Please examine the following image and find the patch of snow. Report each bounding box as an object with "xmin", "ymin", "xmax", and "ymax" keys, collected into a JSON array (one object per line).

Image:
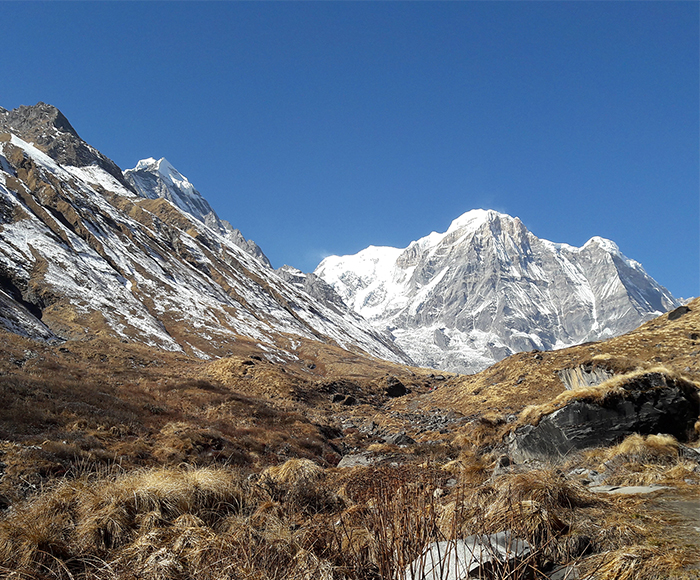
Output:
[{"xmin": 65, "ymin": 165, "xmax": 134, "ymax": 197}]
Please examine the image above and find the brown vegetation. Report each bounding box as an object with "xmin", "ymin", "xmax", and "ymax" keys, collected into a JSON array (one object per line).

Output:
[{"xmin": 0, "ymin": 300, "xmax": 698, "ymax": 578}]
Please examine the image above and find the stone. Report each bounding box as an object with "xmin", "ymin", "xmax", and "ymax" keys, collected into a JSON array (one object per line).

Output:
[
  {"xmin": 508, "ymin": 371, "xmax": 700, "ymax": 462},
  {"xmin": 336, "ymin": 453, "xmax": 374, "ymax": 468},
  {"xmin": 385, "ymin": 376, "xmax": 407, "ymax": 398},
  {"xmin": 668, "ymin": 305, "xmax": 691, "ymax": 321},
  {"xmin": 384, "ymin": 431, "xmax": 415, "ymax": 446},
  {"xmin": 590, "ymin": 484, "xmax": 669, "ymax": 495},
  {"xmin": 492, "ymin": 454, "xmax": 512, "ymax": 477},
  {"xmin": 680, "ymin": 445, "xmax": 700, "ymax": 463},
  {"xmin": 404, "ymin": 532, "xmax": 531, "ymax": 580},
  {"xmin": 549, "ymin": 564, "xmax": 582, "ymax": 580}
]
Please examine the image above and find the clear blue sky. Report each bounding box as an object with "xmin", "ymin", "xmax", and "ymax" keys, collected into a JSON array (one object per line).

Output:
[{"xmin": 3, "ymin": 2, "xmax": 698, "ymax": 299}]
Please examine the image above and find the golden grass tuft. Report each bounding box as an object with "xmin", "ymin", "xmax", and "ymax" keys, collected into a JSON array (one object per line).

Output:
[
  {"xmin": 438, "ymin": 448, "xmax": 492, "ymax": 486},
  {"xmin": 262, "ymin": 458, "xmax": 324, "ymax": 486},
  {"xmin": 485, "ymin": 498, "xmax": 569, "ymax": 546},
  {"xmin": 584, "ymin": 545, "xmax": 698, "ymax": 580},
  {"xmin": 493, "ymin": 468, "xmax": 600, "ymax": 511},
  {"xmin": 606, "ymin": 433, "xmax": 679, "ymax": 464},
  {"xmin": 586, "ymin": 433, "xmax": 700, "ymax": 487},
  {"xmin": 0, "ymin": 465, "xmax": 250, "ymax": 576}
]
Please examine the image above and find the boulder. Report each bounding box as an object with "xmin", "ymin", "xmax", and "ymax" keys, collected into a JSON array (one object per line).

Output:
[
  {"xmin": 336, "ymin": 453, "xmax": 374, "ymax": 468},
  {"xmin": 385, "ymin": 376, "xmax": 407, "ymax": 398},
  {"xmin": 509, "ymin": 372, "xmax": 700, "ymax": 462},
  {"xmin": 404, "ymin": 532, "xmax": 531, "ymax": 580},
  {"xmin": 668, "ymin": 305, "xmax": 691, "ymax": 321},
  {"xmin": 383, "ymin": 431, "xmax": 415, "ymax": 446}
]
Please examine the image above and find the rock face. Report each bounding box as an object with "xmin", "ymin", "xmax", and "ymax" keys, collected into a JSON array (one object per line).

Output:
[
  {"xmin": 276, "ymin": 265, "xmax": 350, "ymax": 313},
  {"xmin": 557, "ymin": 364, "xmax": 614, "ymax": 390},
  {"xmin": 0, "ymin": 102, "xmax": 412, "ymax": 364},
  {"xmin": 0, "ymin": 287, "xmax": 58, "ymax": 342},
  {"xmin": 0, "ymin": 102, "xmax": 132, "ymax": 192},
  {"xmin": 508, "ymin": 372, "xmax": 700, "ymax": 462},
  {"xmin": 315, "ymin": 210, "xmax": 679, "ymax": 373}
]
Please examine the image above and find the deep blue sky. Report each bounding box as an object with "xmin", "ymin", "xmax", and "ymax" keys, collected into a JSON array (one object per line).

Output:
[{"xmin": 3, "ymin": 2, "xmax": 698, "ymax": 299}]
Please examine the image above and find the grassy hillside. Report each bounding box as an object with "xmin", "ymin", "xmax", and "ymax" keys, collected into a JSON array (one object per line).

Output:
[{"xmin": 0, "ymin": 299, "xmax": 698, "ymax": 578}]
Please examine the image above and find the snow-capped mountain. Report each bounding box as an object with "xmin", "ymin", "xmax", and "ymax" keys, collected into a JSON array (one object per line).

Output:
[
  {"xmin": 124, "ymin": 157, "xmax": 271, "ymax": 266},
  {"xmin": 0, "ymin": 102, "xmax": 409, "ymax": 364},
  {"xmin": 315, "ymin": 209, "xmax": 679, "ymax": 373}
]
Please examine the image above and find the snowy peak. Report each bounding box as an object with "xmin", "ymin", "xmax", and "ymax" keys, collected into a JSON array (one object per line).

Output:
[
  {"xmin": 125, "ymin": 157, "xmax": 215, "ymax": 222},
  {"xmin": 316, "ymin": 210, "xmax": 679, "ymax": 373},
  {"xmin": 124, "ymin": 157, "xmax": 271, "ymax": 267},
  {"xmin": 446, "ymin": 208, "xmax": 500, "ymax": 234},
  {"xmin": 0, "ymin": 102, "xmax": 133, "ymax": 192},
  {"xmin": 0, "ymin": 102, "xmax": 411, "ymax": 365},
  {"xmin": 135, "ymin": 157, "xmax": 193, "ymax": 192}
]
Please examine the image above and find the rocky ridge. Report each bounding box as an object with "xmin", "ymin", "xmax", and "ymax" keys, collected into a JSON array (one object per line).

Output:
[
  {"xmin": 124, "ymin": 157, "xmax": 272, "ymax": 266},
  {"xmin": 0, "ymin": 102, "xmax": 410, "ymax": 364},
  {"xmin": 316, "ymin": 209, "xmax": 679, "ymax": 373}
]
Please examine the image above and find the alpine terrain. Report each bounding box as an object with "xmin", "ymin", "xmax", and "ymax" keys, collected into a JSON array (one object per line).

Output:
[
  {"xmin": 0, "ymin": 102, "xmax": 698, "ymax": 580},
  {"xmin": 315, "ymin": 209, "xmax": 679, "ymax": 373},
  {"xmin": 0, "ymin": 102, "xmax": 408, "ymax": 364}
]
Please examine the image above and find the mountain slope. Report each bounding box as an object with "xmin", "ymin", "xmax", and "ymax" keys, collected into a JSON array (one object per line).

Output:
[
  {"xmin": 124, "ymin": 157, "xmax": 271, "ymax": 266},
  {"xmin": 0, "ymin": 103, "xmax": 410, "ymax": 364},
  {"xmin": 315, "ymin": 209, "xmax": 678, "ymax": 373}
]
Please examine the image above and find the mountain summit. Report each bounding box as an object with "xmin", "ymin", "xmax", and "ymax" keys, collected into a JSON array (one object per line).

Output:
[
  {"xmin": 0, "ymin": 102, "xmax": 132, "ymax": 191},
  {"xmin": 315, "ymin": 209, "xmax": 679, "ymax": 373},
  {"xmin": 0, "ymin": 102, "xmax": 409, "ymax": 364},
  {"xmin": 124, "ymin": 157, "xmax": 271, "ymax": 266}
]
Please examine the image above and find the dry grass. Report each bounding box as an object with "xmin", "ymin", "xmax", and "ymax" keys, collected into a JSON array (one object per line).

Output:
[
  {"xmin": 605, "ymin": 433, "xmax": 680, "ymax": 463},
  {"xmin": 262, "ymin": 458, "xmax": 325, "ymax": 486},
  {"xmin": 583, "ymin": 545, "xmax": 699, "ymax": 580},
  {"xmin": 582, "ymin": 434, "xmax": 700, "ymax": 487},
  {"xmin": 0, "ymin": 455, "xmax": 697, "ymax": 579},
  {"xmin": 0, "ymin": 294, "xmax": 698, "ymax": 578}
]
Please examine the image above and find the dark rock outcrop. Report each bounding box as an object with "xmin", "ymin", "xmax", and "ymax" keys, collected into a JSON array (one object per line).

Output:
[
  {"xmin": 668, "ymin": 305, "xmax": 691, "ymax": 321},
  {"xmin": 0, "ymin": 102, "xmax": 133, "ymax": 192},
  {"xmin": 385, "ymin": 376, "xmax": 407, "ymax": 398},
  {"xmin": 509, "ymin": 372, "xmax": 700, "ymax": 462}
]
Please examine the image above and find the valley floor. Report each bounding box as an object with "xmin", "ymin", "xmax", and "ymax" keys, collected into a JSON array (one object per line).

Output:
[{"xmin": 0, "ymin": 299, "xmax": 698, "ymax": 579}]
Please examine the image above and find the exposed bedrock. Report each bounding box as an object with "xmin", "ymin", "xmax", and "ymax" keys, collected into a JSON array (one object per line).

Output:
[
  {"xmin": 557, "ymin": 364, "xmax": 614, "ymax": 390},
  {"xmin": 508, "ymin": 372, "xmax": 700, "ymax": 462}
]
